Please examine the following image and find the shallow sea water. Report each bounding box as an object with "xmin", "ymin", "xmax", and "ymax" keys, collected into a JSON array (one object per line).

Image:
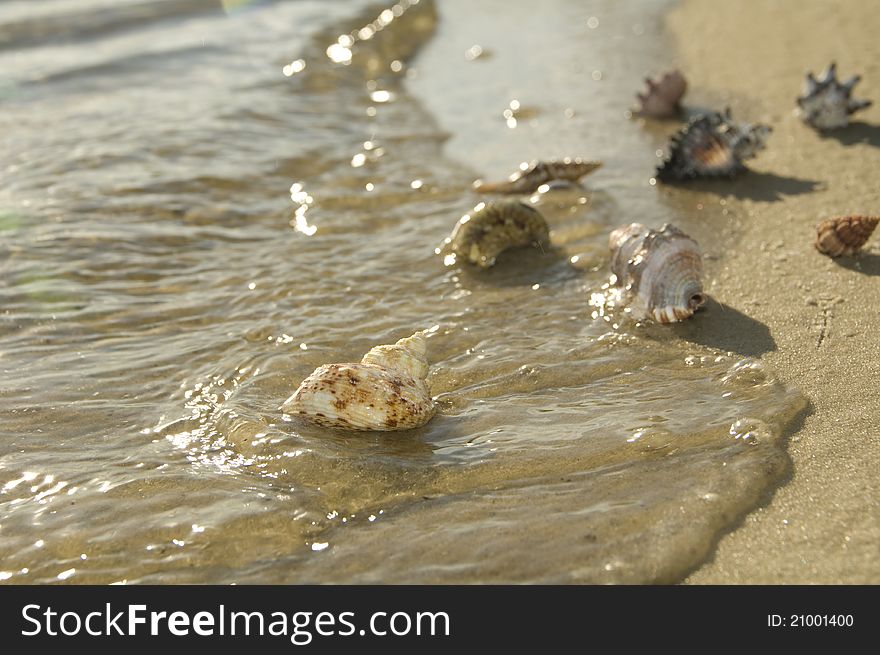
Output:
[{"xmin": 0, "ymin": 0, "xmax": 805, "ymax": 584}]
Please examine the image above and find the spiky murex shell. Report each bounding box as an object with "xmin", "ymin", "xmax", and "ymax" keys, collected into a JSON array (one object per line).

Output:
[
  {"xmin": 655, "ymin": 109, "xmax": 771, "ymax": 182},
  {"xmin": 796, "ymin": 62, "xmax": 872, "ymax": 130},
  {"xmin": 633, "ymin": 70, "xmax": 687, "ymax": 118}
]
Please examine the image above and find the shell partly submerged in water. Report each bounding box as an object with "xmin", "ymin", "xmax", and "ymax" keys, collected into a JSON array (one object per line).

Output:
[
  {"xmin": 281, "ymin": 331, "xmax": 435, "ymax": 431},
  {"xmin": 609, "ymin": 223, "xmax": 707, "ymax": 323},
  {"xmin": 437, "ymin": 199, "xmax": 550, "ymax": 268},
  {"xmin": 633, "ymin": 70, "xmax": 687, "ymax": 118},
  {"xmin": 655, "ymin": 109, "xmax": 771, "ymax": 182},
  {"xmin": 814, "ymin": 215, "xmax": 879, "ymax": 257},
  {"xmin": 796, "ymin": 62, "xmax": 872, "ymax": 130},
  {"xmin": 474, "ymin": 158, "xmax": 602, "ymax": 194}
]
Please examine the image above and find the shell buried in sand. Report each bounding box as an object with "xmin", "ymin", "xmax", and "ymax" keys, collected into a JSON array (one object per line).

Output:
[
  {"xmin": 609, "ymin": 222, "xmax": 707, "ymax": 323},
  {"xmin": 814, "ymin": 215, "xmax": 879, "ymax": 257},
  {"xmin": 437, "ymin": 199, "xmax": 551, "ymax": 269},
  {"xmin": 473, "ymin": 158, "xmax": 602, "ymax": 194},
  {"xmin": 281, "ymin": 331, "xmax": 435, "ymax": 431}
]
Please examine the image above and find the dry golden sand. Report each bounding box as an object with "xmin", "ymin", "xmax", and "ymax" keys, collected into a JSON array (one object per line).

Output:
[{"xmin": 668, "ymin": 0, "xmax": 880, "ymax": 583}]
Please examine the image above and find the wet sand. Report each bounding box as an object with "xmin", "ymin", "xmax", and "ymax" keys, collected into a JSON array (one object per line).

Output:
[
  {"xmin": 667, "ymin": 0, "xmax": 880, "ymax": 583},
  {"xmin": 408, "ymin": 0, "xmax": 879, "ymax": 583},
  {"xmin": 1, "ymin": 0, "xmax": 874, "ymax": 585}
]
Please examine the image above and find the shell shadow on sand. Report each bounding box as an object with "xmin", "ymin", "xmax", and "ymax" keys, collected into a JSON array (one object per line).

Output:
[
  {"xmin": 817, "ymin": 121, "xmax": 880, "ymax": 148},
  {"xmin": 667, "ymin": 297, "xmax": 777, "ymax": 357},
  {"xmin": 833, "ymin": 252, "xmax": 880, "ymax": 276},
  {"xmin": 661, "ymin": 171, "xmax": 822, "ymax": 202}
]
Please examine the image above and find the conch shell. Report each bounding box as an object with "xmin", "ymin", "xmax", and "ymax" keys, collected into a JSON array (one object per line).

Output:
[
  {"xmin": 437, "ymin": 199, "xmax": 550, "ymax": 268},
  {"xmin": 632, "ymin": 70, "xmax": 687, "ymax": 118},
  {"xmin": 609, "ymin": 223, "xmax": 707, "ymax": 323},
  {"xmin": 814, "ymin": 215, "xmax": 879, "ymax": 257},
  {"xmin": 474, "ymin": 158, "xmax": 602, "ymax": 194},
  {"xmin": 281, "ymin": 331, "xmax": 435, "ymax": 431},
  {"xmin": 655, "ymin": 109, "xmax": 771, "ymax": 182},
  {"xmin": 796, "ymin": 62, "xmax": 872, "ymax": 130}
]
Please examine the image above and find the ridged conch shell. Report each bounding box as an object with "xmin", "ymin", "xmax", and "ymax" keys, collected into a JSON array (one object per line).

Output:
[
  {"xmin": 473, "ymin": 158, "xmax": 602, "ymax": 194},
  {"xmin": 655, "ymin": 109, "xmax": 771, "ymax": 182},
  {"xmin": 632, "ymin": 70, "xmax": 687, "ymax": 118},
  {"xmin": 437, "ymin": 199, "xmax": 550, "ymax": 268},
  {"xmin": 814, "ymin": 215, "xmax": 879, "ymax": 257},
  {"xmin": 796, "ymin": 62, "xmax": 872, "ymax": 130},
  {"xmin": 281, "ymin": 331, "xmax": 435, "ymax": 431},
  {"xmin": 609, "ymin": 223, "xmax": 707, "ymax": 323}
]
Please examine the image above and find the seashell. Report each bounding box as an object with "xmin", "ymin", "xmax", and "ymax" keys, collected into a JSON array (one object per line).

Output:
[
  {"xmin": 608, "ymin": 222, "xmax": 707, "ymax": 323},
  {"xmin": 474, "ymin": 158, "xmax": 602, "ymax": 194},
  {"xmin": 281, "ymin": 331, "xmax": 435, "ymax": 431},
  {"xmin": 655, "ymin": 109, "xmax": 771, "ymax": 182},
  {"xmin": 814, "ymin": 215, "xmax": 879, "ymax": 257},
  {"xmin": 796, "ymin": 62, "xmax": 872, "ymax": 130},
  {"xmin": 437, "ymin": 199, "xmax": 550, "ymax": 268},
  {"xmin": 632, "ymin": 70, "xmax": 687, "ymax": 118}
]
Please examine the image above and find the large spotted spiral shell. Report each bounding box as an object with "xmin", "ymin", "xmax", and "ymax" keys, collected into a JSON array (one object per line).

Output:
[
  {"xmin": 281, "ymin": 331, "xmax": 435, "ymax": 431},
  {"xmin": 609, "ymin": 223, "xmax": 707, "ymax": 323}
]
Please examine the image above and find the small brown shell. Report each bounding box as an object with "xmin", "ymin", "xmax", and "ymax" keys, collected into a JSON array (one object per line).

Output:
[
  {"xmin": 633, "ymin": 70, "xmax": 687, "ymax": 118},
  {"xmin": 473, "ymin": 158, "xmax": 602, "ymax": 194},
  {"xmin": 814, "ymin": 215, "xmax": 879, "ymax": 257}
]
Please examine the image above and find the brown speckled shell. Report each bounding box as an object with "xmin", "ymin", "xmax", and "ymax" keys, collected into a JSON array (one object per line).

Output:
[
  {"xmin": 633, "ymin": 70, "xmax": 687, "ymax": 118},
  {"xmin": 814, "ymin": 215, "xmax": 879, "ymax": 257},
  {"xmin": 440, "ymin": 199, "xmax": 550, "ymax": 268},
  {"xmin": 474, "ymin": 158, "xmax": 602, "ymax": 194},
  {"xmin": 281, "ymin": 332, "xmax": 434, "ymax": 431}
]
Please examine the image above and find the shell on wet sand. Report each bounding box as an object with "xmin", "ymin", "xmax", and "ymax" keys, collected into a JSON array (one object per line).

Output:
[
  {"xmin": 796, "ymin": 62, "xmax": 872, "ymax": 130},
  {"xmin": 655, "ymin": 109, "xmax": 771, "ymax": 182},
  {"xmin": 814, "ymin": 215, "xmax": 879, "ymax": 257},
  {"xmin": 633, "ymin": 70, "xmax": 687, "ymax": 118},
  {"xmin": 281, "ymin": 331, "xmax": 435, "ymax": 431},
  {"xmin": 437, "ymin": 199, "xmax": 550, "ymax": 268},
  {"xmin": 473, "ymin": 158, "xmax": 602, "ymax": 194},
  {"xmin": 609, "ymin": 222, "xmax": 707, "ymax": 323}
]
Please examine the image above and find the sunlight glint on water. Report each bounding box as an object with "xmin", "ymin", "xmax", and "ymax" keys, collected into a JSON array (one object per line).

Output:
[{"xmin": 0, "ymin": 0, "xmax": 804, "ymax": 584}]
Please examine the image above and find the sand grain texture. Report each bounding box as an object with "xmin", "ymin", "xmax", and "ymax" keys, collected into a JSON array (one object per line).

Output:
[{"xmin": 669, "ymin": 0, "xmax": 880, "ymax": 584}]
